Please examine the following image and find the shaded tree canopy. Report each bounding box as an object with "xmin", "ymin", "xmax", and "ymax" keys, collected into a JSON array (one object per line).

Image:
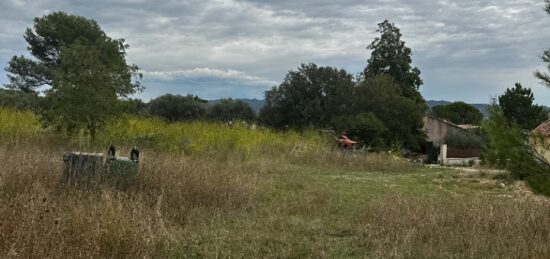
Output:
[
  {"xmin": 354, "ymin": 75, "xmax": 426, "ymax": 150},
  {"xmin": 259, "ymin": 63, "xmax": 355, "ymax": 129},
  {"xmin": 148, "ymin": 94, "xmax": 208, "ymax": 122},
  {"xmin": 5, "ymin": 11, "xmax": 141, "ymax": 94},
  {"xmin": 498, "ymin": 83, "xmax": 547, "ymax": 130},
  {"xmin": 364, "ymin": 20, "xmax": 424, "ymax": 103},
  {"xmin": 42, "ymin": 43, "xmax": 123, "ymax": 137},
  {"xmin": 207, "ymin": 99, "xmax": 256, "ymax": 122},
  {"xmin": 0, "ymin": 89, "xmax": 40, "ymax": 111},
  {"xmin": 430, "ymin": 102, "xmax": 483, "ymax": 125},
  {"xmin": 331, "ymin": 112, "xmax": 386, "ymax": 148}
]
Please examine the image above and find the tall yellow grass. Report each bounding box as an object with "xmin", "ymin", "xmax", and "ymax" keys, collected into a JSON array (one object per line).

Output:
[
  {"xmin": 0, "ymin": 108, "xmax": 326, "ymax": 158},
  {"xmin": 0, "ymin": 108, "xmax": 41, "ymax": 140}
]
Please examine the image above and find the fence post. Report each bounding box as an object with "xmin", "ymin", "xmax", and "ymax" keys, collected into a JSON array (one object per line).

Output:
[{"xmin": 440, "ymin": 144, "xmax": 447, "ymax": 165}]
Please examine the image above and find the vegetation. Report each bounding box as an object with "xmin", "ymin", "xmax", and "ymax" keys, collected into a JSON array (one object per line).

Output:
[
  {"xmin": 2, "ymin": 107, "xmax": 550, "ymax": 257},
  {"xmin": 260, "ymin": 63, "xmax": 354, "ymax": 129},
  {"xmin": 2, "ymin": 9, "xmax": 550, "ymax": 258},
  {"xmin": 261, "ymin": 21, "xmax": 426, "ymax": 150},
  {"xmin": 444, "ymin": 129, "xmax": 486, "ymax": 149},
  {"xmin": 147, "ymin": 94, "xmax": 208, "ymax": 122},
  {"xmin": 480, "ymin": 5, "xmax": 550, "ymax": 196},
  {"xmin": 482, "ymin": 105, "xmax": 550, "ymax": 195},
  {"xmin": 0, "ymin": 89, "xmax": 40, "ymax": 111},
  {"xmin": 431, "ymin": 101, "xmax": 483, "ymax": 125},
  {"xmin": 498, "ymin": 83, "xmax": 547, "ymax": 130},
  {"xmin": 354, "ymin": 75, "xmax": 426, "ymax": 150},
  {"xmin": 4, "ymin": 12, "xmax": 142, "ymax": 138},
  {"xmin": 364, "ymin": 20, "xmax": 424, "ymax": 104},
  {"xmin": 207, "ymin": 98, "xmax": 256, "ymax": 123}
]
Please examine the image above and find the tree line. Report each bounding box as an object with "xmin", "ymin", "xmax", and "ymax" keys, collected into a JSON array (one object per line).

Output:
[
  {"xmin": 2, "ymin": 12, "xmax": 431, "ymax": 150},
  {"xmin": 2, "ymin": 11, "xmax": 549, "ymax": 154}
]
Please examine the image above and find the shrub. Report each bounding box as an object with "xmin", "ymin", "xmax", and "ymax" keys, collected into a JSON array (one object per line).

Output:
[
  {"xmin": 444, "ymin": 129, "xmax": 486, "ymax": 149},
  {"xmin": 331, "ymin": 112, "xmax": 386, "ymax": 148},
  {"xmin": 482, "ymin": 105, "xmax": 550, "ymax": 195}
]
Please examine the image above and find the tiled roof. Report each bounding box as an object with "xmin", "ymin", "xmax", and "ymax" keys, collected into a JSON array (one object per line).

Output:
[
  {"xmin": 458, "ymin": 124, "xmax": 479, "ymax": 130},
  {"xmin": 532, "ymin": 120, "xmax": 550, "ymax": 136},
  {"xmin": 424, "ymin": 114, "xmax": 466, "ymax": 131}
]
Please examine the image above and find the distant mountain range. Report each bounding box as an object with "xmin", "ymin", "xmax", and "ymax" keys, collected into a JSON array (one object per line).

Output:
[{"xmin": 210, "ymin": 99, "xmax": 547, "ymax": 118}]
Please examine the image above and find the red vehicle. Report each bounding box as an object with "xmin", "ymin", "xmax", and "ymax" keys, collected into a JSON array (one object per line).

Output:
[{"xmin": 336, "ymin": 133, "xmax": 358, "ymax": 149}]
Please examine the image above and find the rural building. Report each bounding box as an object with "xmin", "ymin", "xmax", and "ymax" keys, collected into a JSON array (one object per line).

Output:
[
  {"xmin": 422, "ymin": 114, "xmax": 465, "ymax": 145},
  {"xmin": 531, "ymin": 120, "xmax": 550, "ymax": 162}
]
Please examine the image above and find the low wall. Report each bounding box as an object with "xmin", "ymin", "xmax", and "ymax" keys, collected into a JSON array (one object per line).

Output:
[{"xmin": 439, "ymin": 144, "xmax": 480, "ymax": 166}]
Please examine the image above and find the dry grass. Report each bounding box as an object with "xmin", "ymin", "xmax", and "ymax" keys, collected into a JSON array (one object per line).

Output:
[
  {"xmin": 0, "ymin": 145, "xmax": 254, "ymax": 258},
  {"xmin": 291, "ymin": 147, "xmax": 415, "ymax": 172},
  {"xmin": 2, "ymin": 135, "xmax": 550, "ymax": 257},
  {"xmin": 362, "ymin": 195, "xmax": 550, "ymax": 258}
]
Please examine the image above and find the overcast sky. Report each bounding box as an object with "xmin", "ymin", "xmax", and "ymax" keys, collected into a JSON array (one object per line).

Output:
[{"xmin": 1, "ymin": 0, "xmax": 550, "ymax": 105}]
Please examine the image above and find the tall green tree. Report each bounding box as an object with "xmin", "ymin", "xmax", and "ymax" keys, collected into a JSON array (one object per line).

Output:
[
  {"xmin": 43, "ymin": 43, "xmax": 123, "ymax": 137},
  {"xmin": 148, "ymin": 94, "xmax": 208, "ymax": 122},
  {"xmin": 207, "ymin": 99, "xmax": 256, "ymax": 123},
  {"xmin": 364, "ymin": 20, "xmax": 424, "ymax": 103},
  {"xmin": 430, "ymin": 102, "xmax": 483, "ymax": 125},
  {"xmin": 259, "ymin": 63, "xmax": 355, "ymax": 129},
  {"xmin": 358, "ymin": 21, "xmax": 427, "ymax": 150},
  {"xmin": 5, "ymin": 11, "xmax": 141, "ymax": 93},
  {"xmin": 498, "ymin": 83, "xmax": 547, "ymax": 130},
  {"xmin": 5, "ymin": 12, "xmax": 142, "ymax": 138},
  {"xmin": 354, "ymin": 75, "xmax": 426, "ymax": 150}
]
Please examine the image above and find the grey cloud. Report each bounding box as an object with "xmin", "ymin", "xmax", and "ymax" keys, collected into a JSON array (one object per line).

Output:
[{"xmin": 0, "ymin": 0, "xmax": 549, "ymax": 104}]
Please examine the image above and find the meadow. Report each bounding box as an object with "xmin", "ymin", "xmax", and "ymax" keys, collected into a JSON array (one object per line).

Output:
[{"xmin": 1, "ymin": 108, "xmax": 550, "ymax": 258}]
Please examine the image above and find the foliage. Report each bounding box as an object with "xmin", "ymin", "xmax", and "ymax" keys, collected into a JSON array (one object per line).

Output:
[
  {"xmin": 498, "ymin": 83, "xmax": 547, "ymax": 130},
  {"xmin": 0, "ymin": 108, "xmax": 41, "ymax": 140},
  {"xmin": 443, "ymin": 129, "xmax": 486, "ymax": 149},
  {"xmin": 148, "ymin": 94, "xmax": 208, "ymax": 122},
  {"xmin": 121, "ymin": 98, "xmax": 148, "ymax": 115},
  {"xmin": 207, "ymin": 98, "xmax": 256, "ymax": 122},
  {"xmin": 430, "ymin": 101, "xmax": 483, "ymax": 125},
  {"xmin": 42, "ymin": 43, "xmax": 126, "ymax": 138},
  {"xmin": 0, "ymin": 89, "xmax": 40, "ymax": 111},
  {"xmin": 5, "ymin": 12, "xmax": 142, "ymax": 139},
  {"xmin": 4, "ymin": 11, "xmax": 141, "ymax": 93},
  {"xmin": 364, "ymin": 20, "xmax": 424, "ymax": 103},
  {"xmin": 482, "ymin": 105, "xmax": 550, "ymax": 194},
  {"xmin": 354, "ymin": 75, "xmax": 426, "ymax": 150},
  {"xmin": 98, "ymin": 115, "xmax": 324, "ymax": 156},
  {"xmin": 331, "ymin": 112, "xmax": 386, "ymax": 148},
  {"xmin": 259, "ymin": 63, "xmax": 355, "ymax": 129},
  {"xmin": 357, "ymin": 20, "xmax": 427, "ymax": 150}
]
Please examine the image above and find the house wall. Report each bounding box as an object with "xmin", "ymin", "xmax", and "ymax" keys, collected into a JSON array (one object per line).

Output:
[
  {"xmin": 532, "ymin": 137, "xmax": 550, "ymax": 162},
  {"xmin": 423, "ymin": 116, "xmax": 461, "ymax": 144}
]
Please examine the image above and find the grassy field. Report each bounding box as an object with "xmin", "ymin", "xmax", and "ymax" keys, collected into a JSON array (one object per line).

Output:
[{"xmin": 1, "ymin": 109, "xmax": 550, "ymax": 258}]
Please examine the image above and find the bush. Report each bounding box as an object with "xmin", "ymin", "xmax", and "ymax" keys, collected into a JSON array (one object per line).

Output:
[
  {"xmin": 482, "ymin": 105, "xmax": 550, "ymax": 194},
  {"xmin": 331, "ymin": 112, "xmax": 386, "ymax": 148},
  {"xmin": 444, "ymin": 130, "xmax": 486, "ymax": 149},
  {"xmin": 207, "ymin": 99, "xmax": 256, "ymax": 123},
  {"xmin": 148, "ymin": 94, "xmax": 208, "ymax": 122}
]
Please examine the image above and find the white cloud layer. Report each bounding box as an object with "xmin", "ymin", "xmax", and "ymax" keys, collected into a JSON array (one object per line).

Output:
[
  {"xmin": 0, "ymin": 0, "xmax": 549, "ymax": 104},
  {"xmin": 142, "ymin": 68, "xmax": 277, "ymax": 86}
]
